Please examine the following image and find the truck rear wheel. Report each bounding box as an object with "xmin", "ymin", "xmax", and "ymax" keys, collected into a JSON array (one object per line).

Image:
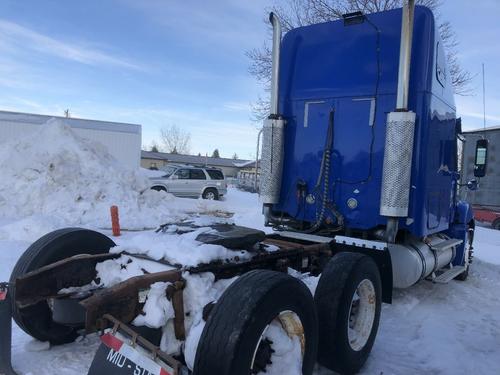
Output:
[
  {"xmin": 314, "ymin": 253, "xmax": 381, "ymax": 374},
  {"xmin": 193, "ymin": 270, "xmax": 318, "ymax": 375},
  {"xmin": 9, "ymin": 228, "xmax": 115, "ymax": 344}
]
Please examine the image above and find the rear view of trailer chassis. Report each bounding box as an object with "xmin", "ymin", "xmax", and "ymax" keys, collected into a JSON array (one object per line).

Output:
[{"xmin": 2, "ymin": 225, "xmax": 393, "ymax": 375}]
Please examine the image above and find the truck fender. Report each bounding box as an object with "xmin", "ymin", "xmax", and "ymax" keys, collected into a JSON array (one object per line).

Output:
[{"xmin": 455, "ymin": 200, "xmax": 474, "ymax": 224}]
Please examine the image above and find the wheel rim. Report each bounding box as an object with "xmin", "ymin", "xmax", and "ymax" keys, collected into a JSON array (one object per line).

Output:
[
  {"xmin": 250, "ymin": 311, "xmax": 305, "ymax": 374},
  {"xmin": 347, "ymin": 279, "xmax": 376, "ymax": 351},
  {"xmin": 205, "ymin": 191, "xmax": 215, "ymax": 200}
]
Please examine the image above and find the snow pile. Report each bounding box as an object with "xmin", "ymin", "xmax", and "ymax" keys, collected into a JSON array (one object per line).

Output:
[{"xmin": 0, "ymin": 119, "xmax": 225, "ymax": 235}]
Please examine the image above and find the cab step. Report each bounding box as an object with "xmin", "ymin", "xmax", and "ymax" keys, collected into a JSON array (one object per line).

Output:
[
  {"xmin": 430, "ymin": 238, "xmax": 463, "ymax": 252},
  {"xmin": 433, "ymin": 266, "xmax": 466, "ymax": 284}
]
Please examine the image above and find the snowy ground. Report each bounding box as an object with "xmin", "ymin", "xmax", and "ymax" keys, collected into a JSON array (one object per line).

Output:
[{"xmin": 1, "ymin": 122, "xmax": 500, "ymax": 374}]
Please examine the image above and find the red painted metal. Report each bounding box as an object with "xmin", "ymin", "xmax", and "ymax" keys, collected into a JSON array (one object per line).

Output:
[
  {"xmin": 473, "ymin": 206, "xmax": 500, "ymax": 227},
  {"xmin": 110, "ymin": 205, "xmax": 121, "ymax": 236}
]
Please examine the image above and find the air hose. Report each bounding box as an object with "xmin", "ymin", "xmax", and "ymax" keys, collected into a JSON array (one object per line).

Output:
[{"xmin": 303, "ymin": 109, "xmax": 335, "ymax": 233}]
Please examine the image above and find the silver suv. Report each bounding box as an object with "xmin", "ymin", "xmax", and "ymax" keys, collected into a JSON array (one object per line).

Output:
[{"xmin": 149, "ymin": 165, "xmax": 227, "ymax": 200}]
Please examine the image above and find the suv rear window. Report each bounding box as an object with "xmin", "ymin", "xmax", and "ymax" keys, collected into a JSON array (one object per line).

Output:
[
  {"xmin": 190, "ymin": 169, "xmax": 206, "ymax": 180},
  {"xmin": 207, "ymin": 170, "xmax": 224, "ymax": 180}
]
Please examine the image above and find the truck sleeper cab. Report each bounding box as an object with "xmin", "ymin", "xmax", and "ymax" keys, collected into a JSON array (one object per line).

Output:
[{"xmin": 257, "ymin": 0, "xmax": 476, "ymax": 339}]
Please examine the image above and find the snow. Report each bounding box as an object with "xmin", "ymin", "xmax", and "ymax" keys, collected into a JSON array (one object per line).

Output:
[
  {"xmin": 1, "ymin": 122, "xmax": 500, "ymax": 374},
  {"xmin": 109, "ymin": 227, "xmax": 251, "ymax": 267},
  {"xmin": 132, "ymin": 282, "xmax": 174, "ymax": 328},
  {"xmin": 473, "ymin": 226, "xmax": 500, "ymax": 265},
  {"xmin": 0, "ymin": 119, "xmax": 227, "ymax": 233}
]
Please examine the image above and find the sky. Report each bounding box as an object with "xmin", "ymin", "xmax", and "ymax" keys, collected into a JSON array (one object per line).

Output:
[{"xmin": 0, "ymin": 0, "xmax": 498, "ymax": 158}]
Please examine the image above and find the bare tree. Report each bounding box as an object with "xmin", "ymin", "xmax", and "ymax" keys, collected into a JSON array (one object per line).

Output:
[
  {"xmin": 159, "ymin": 125, "xmax": 191, "ymax": 154},
  {"xmin": 247, "ymin": 0, "xmax": 472, "ymax": 119}
]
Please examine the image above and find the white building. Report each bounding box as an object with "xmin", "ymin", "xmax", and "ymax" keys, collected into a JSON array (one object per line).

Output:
[{"xmin": 0, "ymin": 110, "xmax": 142, "ymax": 168}]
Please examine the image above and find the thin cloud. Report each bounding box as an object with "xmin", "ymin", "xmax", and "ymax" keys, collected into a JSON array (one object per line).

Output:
[
  {"xmin": 222, "ymin": 101, "xmax": 251, "ymax": 112},
  {"xmin": 460, "ymin": 111, "xmax": 500, "ymax": 123},
  {"xmin": 0, "ymin": 19, "xmax": 143, "ymax": 70}
]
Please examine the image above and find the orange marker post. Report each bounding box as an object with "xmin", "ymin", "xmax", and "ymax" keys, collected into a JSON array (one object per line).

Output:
[{"xmin": 110, "ymin": 205, "xmax": 121, "ymax": 237}]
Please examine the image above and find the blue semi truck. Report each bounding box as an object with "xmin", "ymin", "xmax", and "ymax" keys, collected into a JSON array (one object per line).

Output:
[{"xmin": 1, "ymin": 2, "xmax": 487, "ymax": 375}]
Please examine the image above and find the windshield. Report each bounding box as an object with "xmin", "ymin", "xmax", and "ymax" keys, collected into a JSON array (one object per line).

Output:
[{"xmin": 160, "ymin": 166, "xmax": 177, "ymax": 177}]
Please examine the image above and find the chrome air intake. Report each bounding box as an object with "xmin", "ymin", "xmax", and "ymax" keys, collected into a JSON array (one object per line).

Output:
[
  {"xmin": 380, "ymin": 111, "xmax": 416, "ymax": 217},
  {"xmin": 260, "ymin": 118, "xmax": 285, "ymax": 204}
]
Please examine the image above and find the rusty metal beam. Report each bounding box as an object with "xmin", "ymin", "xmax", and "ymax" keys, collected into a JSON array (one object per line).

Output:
[
  {"xmin": 15, "ymin": 253, "xmax": 119, "ymax": 307},
  {"xmin": 166, "ymin": 280, "xmax": 186, "ymax": 341},
  {"xmin": 81, "ymin": 269, "xmax": 182, "ymax": 332},
  {"xmin": 190, "ymin": 242, "xmax": 332, "ymax": 280}
]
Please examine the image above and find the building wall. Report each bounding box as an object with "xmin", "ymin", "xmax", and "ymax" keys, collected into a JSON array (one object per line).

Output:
[
  {"xmin": 462, "ymin": 128, "xmax": 500, "ymax": 208},
  {"xmin": 0, "ymin": 111, "xmax": 142, "ymax": 168},
  {"xmin": 141, "ymin": 158, "xmax": 167, "ymax": 169}
]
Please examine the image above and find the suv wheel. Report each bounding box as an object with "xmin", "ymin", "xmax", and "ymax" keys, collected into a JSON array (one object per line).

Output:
[{"xmin": 202, "ymin": 188, "xmax": 219, "ymax": 200}]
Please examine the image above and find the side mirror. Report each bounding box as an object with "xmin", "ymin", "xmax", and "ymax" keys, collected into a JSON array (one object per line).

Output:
[
  {"xmin": 170, "ymin": 174, "xmax": 179, "ymax": 180},
  {"xmin": 473, "ymin": 139, "xmax": 488, "ymax": 178}
]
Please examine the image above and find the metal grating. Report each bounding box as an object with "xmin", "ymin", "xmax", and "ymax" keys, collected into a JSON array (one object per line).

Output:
[
  {"xmin": 260, "ymin": 118, "xmax": 285, "ymax": 204},
  {"xmin": 380, "ymin": 111, "xmax": 416, "ymax": 217}
]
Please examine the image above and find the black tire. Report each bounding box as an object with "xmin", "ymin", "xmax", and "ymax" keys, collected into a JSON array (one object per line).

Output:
[
  {"xmin": 202, "ymin": 188, "xmax": 219, "ymax": 200},
  {"xmin": 193, "ymin": 270, "xmax": 318, "ymax": 375},
  {"xmin": 314, "ymin": 253, "xmax": 382, "ymax": 374},
  {"xmin": 151, "ymin": 185, "xmax": 167, "ymax": 192},
  {"xmin": 456, "ymin": 220, "xmax": 475, "ymax": 281},
  {"xmin": 9, "ymin": 227, "xmax": 115, "ymax": 344},
  {"xmin": 492, "ymin": 218, "xmax": 500, "ymax": 230}
]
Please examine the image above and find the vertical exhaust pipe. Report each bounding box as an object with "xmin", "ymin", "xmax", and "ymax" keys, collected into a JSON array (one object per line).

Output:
[
  {"xmin": 269, "ymin": 12, "xmax": 282, "ymax": 117},
  {"xmin": 261, "ymin": 12, "xmax": 286, "ymax": 224},
  {"xmin": 396, "ymin": 0, "xmax": 415, "ymax": 110},
  {"xmin": 380, "ymin": 0, "xmax": 416, "ymax": 242}
]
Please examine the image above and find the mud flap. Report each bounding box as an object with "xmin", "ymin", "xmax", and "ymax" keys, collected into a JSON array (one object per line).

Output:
[
  {"xmin": 88, "ymin": 315, "xmax": 185, "ymax": 375},
  {"xmin": 0, "ymin": 283, "xmax": 17, "ymax": 375}
]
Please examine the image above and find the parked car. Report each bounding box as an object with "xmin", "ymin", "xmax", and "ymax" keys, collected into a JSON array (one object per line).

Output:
[
  {"xmin": 473, "ymin": 205, "xmax": 500, "ymax": 230},
  {"xmin": 237, "ymin": 170, "xmax": 260, "ymax": 193},
  {"xmin": 149, "ymin": 164, "xmax": 227, "ymax": 200}
]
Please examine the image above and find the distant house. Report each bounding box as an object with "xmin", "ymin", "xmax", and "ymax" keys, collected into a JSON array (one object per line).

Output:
[{"xmin": 141, "ymin": 150, "xmax": 252, "ymax": 178}]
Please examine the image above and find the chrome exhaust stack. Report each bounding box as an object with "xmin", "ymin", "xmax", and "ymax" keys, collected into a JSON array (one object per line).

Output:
[
  {"xmin": 261, "ymin": 12, "xmax": 286, "ymax": 225},
  {"xmin": 380, "ymin": 0, "xmax": 416, "ymax": 242},
  {"xmin": 269, "ymin": 12, "xmax": 282, "ymax": 117}
]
